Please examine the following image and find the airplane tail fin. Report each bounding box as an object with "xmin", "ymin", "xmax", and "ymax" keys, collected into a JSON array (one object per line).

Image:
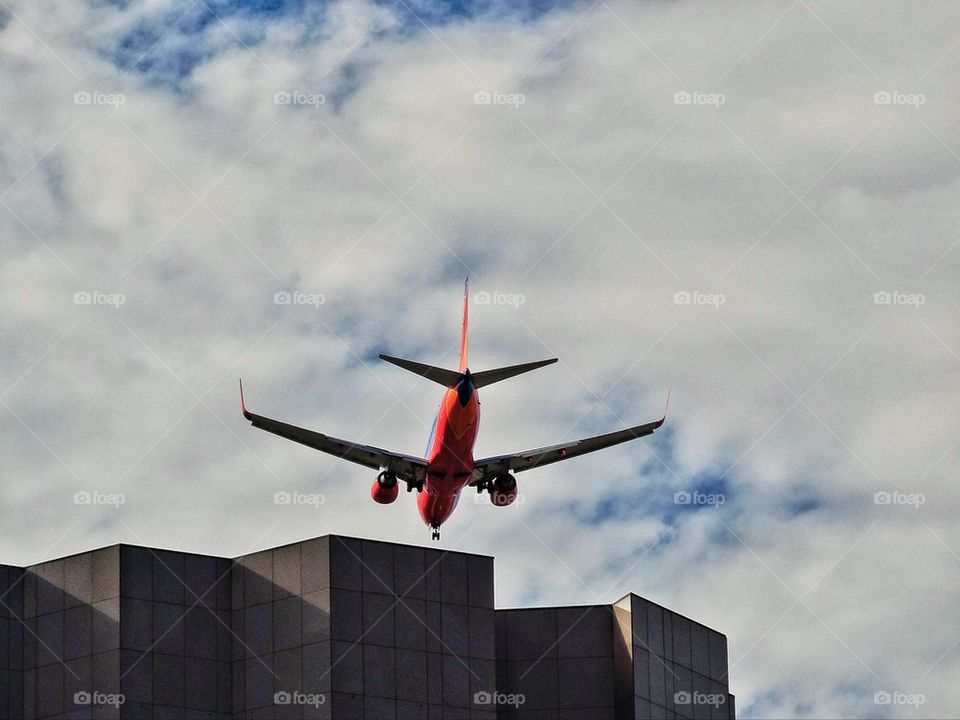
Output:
[
  {"xmin": 471, "ymin": 358, "xmax": 558, "ymax": 388},
  {"xmin": 379, "ymin": 278, "xmax": 558, "ymax": 389},
  {"xmin": 459, "ymin": 277, "xmax": 469, "ymax": 372},
  {"xmin": 378, "ymin": 355, "xmax": 462, "ymax": 388}
]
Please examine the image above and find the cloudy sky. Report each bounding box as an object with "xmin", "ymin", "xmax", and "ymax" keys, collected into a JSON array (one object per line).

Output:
[{"xmin": 2, "ymin": 0, "xmax": 959, "ymax": 716}]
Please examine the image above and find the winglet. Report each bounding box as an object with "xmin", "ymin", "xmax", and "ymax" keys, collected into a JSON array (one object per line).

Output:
[
  {"xmin": 240, "ymin": 378, "xmax": 252, "ymax": 420},
  {"xmin": 660, "ymin": 388, "xmax": 671, "ymax": 424}
]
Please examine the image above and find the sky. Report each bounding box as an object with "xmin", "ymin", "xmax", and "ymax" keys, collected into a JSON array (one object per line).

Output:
[{"xmin": 1, "ymin": 0, "xmax": 959, "ymax": 716}]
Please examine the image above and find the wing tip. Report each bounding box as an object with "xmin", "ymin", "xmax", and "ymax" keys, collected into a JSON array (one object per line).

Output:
[
  {"xmin": 657, "ymin": 387, "xmax": 671, "ymax": 427},
  {"xmin": 239, "ymin": 378, "xmax": 253, "ymax": 420}
]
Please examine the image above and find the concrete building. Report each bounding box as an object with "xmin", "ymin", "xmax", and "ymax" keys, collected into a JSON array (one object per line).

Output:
[{"xmin": 0, "ymin": 535, "xmax": 734, "ymax": 719}]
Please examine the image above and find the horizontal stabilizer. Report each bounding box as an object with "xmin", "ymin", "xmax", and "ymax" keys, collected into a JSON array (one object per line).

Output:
[
  {"xmin": 379, "ymin": 354, "xmax": 462, "ymax": 388},
  {"xmin": 471, "ymin": 358, "xmax": 557, "ymax": 388}
]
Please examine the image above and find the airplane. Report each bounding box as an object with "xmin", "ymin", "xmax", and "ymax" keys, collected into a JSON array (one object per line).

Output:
[{"xmin": 240, "ymin": 279, "xmax": 668, "ymax": 540}]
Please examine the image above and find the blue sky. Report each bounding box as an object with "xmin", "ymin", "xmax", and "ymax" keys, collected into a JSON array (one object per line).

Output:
[{"xmin": 2, "ymin": 0, "xmax": 960, "ymax": 716}]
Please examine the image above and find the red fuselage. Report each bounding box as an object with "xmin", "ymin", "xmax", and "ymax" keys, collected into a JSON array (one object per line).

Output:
[{"xmin": 417, "ymin": 372, "xmax": 479, "ymax": 529}]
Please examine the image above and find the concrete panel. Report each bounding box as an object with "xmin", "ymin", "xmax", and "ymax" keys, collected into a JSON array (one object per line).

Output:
[
  {"xmin": 301, "ymin": 537, "xmax": 330, "ymax": 594},
  {"xmin": 64, "ymin": 553, "xmax": 92, "ymax": 608},
  {"xmin": 634, "ymin": 647, "xmax": 651, "ymax": 700},
  {"xmin": 36, "ymin": 560, "xmax": 64, "ymax": 616},
  {"xmin": 631, "ymin": 596, "xmax": 648, "ymax": 650},
  {"xmin": 92, "ymin": 598, "xmax": 120, "ymax": 654},
  {"xmin": 151, "ymin": 551, "xmax": 185, "ymax": 606},
  {"xmin": 90, "ymin": 545, "xmax": 120, "ymax": 602},
  {"xmin": 441, "ymin": 603, "xmax": 469, "ymax": 658},
  {"xmin": 241, "ymin": 551, "xmax": 274, "ymax": 608},
  {"xmin": 301, "ymin": 641, "xmax": 332, "ymax": 694},
  {"xmin": 244, "ymin": 654, "xmax": 274, "ymax": 710},
  {"xmin": 302, "ymin": 591, "xmax": 331, "ymax": 646},
  {"xmin": 152, "ymin": 602, "xmax": 185, "ymax": 656},
  {"xmin": 502, "ymin": 610, "xmax": 557, "ymax": 661},
  {"xmin": 362, "ymin": 591, "xmax": 396, "ymax": 647},
  {"xmin": 329, "ymin": 589, "xmax": 362, "ymax": 643},
  {"xmin": 439, "ymin": 554, "xmax": 469, "ymax": 607},
  {"xmin": 647, "ymin": 603, "xmax": 664, "ymax": 657},
  {"xmin": 441, "ymin": 653, "xmax": 470, "ymax": 709},
  {"xmin": 183, "ymin": 554, "xmax": 218, "ymax": 607},
  {"xmin": 559, "ymin": 656, "xmax": 614, "ymax": 708},
  {"xmin": 185, "ymin": 657, "xmax": 218, "ymax": 711},
  {"xmin": 330, "ymin": 641, "xmax": 363, "ymax": 695},
  {"xmin": 123, "ymin": 598, "xmax": 155, "ymax": 653},
  {"xmin": 36, "ymin": 611, "xmax": 63, "ymax": 666},
  {"xmin": 363, "ymin": 643, "xmax": 396, "ymax": 698},
  {"xmin": 468, "ymin": 607, "xmax": 495, "ymax": 660},
  {"xmin": 36, "ymin": 663, "xmax": 63, "ymax": 717},
  {"xmin": 120, "ymin": 649, "xmax": 152, "ymax": 703},
  {"xmin": 708, "ymin": 633, "xmax": 727, "ymax": 682},
  {"xmin": 466, "ymin": 556, "xmax": 493, "ymax": 609},
  {"xmin": 426, "ymin": 602, "xmax": 443, "ymax": 653},
  {"xmin": 244, "ymin": 602, "xmax": 273, "ymax": 658},
  {"xmin": 361, "ymin": 541, "xmax": 395, "ymax": 595},
  {"xmin": 274, "ymin": 596, "xmax": 302, "ymax": 652},
  {"xmin": 329, "ymin": 538, "xmax": 362, "ymax": 592},
  {"xmin": 153, "ymin": 653, "xmax": 185, "ymax": 707},
  {"xmin": 671, "ymin": 615, "xmax": 692, "ymax": 670},
  {"xmin": 507, "ymin": 658, "xmax": 558, "ymax": 710},
  {"xmin": 394, "ymin": 546, "xmax": 426, "ymax": 600},
  {"xmin": 64, "ymin": 605, "xmax": 91, "ymax": 660},
  {"xmin": 557, "ymin": 606, "xmax": 612, "ymax": 659},
  {"xmin": 365, "ymin": 695, "xmax": 397, "ymax": 719},
  {"xmin": 691, "ymin": 624, "xmax": 710, "ymax": 678},
  {"xmin": 184, "ymin": 606, "xmax": 217, "ymax": 660},
  {"xmin": 273, "ymin": 544, "xmax": 302, "ymax": 600},
  {"xmin": 396, "ymin": 649, "xmax": 428, "ymax": 703},
  {"xmin": 396, "ymin": 598, "xmax": 426, "ymax": 651}
]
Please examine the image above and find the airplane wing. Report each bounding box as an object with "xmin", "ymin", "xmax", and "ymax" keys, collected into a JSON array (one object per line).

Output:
[
  {"xmin": 240, "ymin": 381, "xmax": 427, "ymax": 482},
  {"xmin": 471, "ymin": 393, "xmax": 669, "ymax": 482}
]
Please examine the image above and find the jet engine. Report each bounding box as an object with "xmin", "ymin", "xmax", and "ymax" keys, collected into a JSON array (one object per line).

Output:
[
  {"xmin": 489, "ymin": 474, "xmax": 518, "ymax": 507},
  {"xmin": 371, "ymin": 471, "xmax": 399, "ymax": 504}
]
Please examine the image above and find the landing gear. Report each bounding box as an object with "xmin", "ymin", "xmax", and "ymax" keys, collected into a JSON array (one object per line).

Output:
[{"xmin": 431, "ymin": 526, "xmax": 441, "ymax": 541}]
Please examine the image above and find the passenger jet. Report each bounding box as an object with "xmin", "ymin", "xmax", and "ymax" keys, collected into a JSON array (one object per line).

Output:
[{"xmin": 241, "ymin": 280, "xmax": 667, "ymax": 540}]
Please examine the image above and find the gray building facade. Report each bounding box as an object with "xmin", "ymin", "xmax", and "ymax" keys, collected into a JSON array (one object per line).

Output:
[{"xmin": 0, "ymin": 536, "xmax": 734, "ymax": 719}]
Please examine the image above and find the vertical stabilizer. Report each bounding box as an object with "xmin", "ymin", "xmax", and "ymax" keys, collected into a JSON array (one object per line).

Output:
[{"xmin": 459, "ymin": 277, "xmax": 469, "ymax": 371}]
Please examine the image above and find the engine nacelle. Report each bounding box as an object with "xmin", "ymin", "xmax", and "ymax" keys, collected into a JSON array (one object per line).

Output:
[
  {"xmin": 371, "ymin": 471, "xmax": 399, "ymax": 504},
  {"xmin": 490, "ymin": 474, "xmax": 518, "ymax": 507}
]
